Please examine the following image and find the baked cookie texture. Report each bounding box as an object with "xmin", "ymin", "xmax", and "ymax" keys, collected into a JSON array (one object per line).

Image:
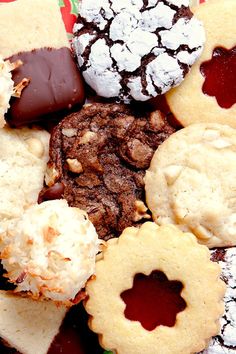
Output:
[
  {"xmin": 0, "ymin": 0, "xmax": 85, "ymax": 127},
  {"xmin": 0, "ymin": 290, "xmax": 67, "ymax": 354},
  {"xmin": 145, "ymin": 123, "xmax": 236, "ymax": 248},
  {"xmin": 166, "ymin": 0, "xmax": 236, "ymax": 128},
  {"xmin": 201, "ymin": 247, "xmax": 236, "ymax": 353},
  {"xmin": 0, "ymin": 200, "xmax": 100, "ymax": 304},
  {"xmin": 0, "ymin": 126, "xmax": 49, "ymax": 232},
  {"xmin": 85, "ymin": 222, "xmax": 225, "ymax": 354},
  {"xmin": 39, "ymin": 103, "xmax": 175, "ymax": 240},
  {"xmin": 73, "ymin": 0, "xmax": 205, "ymax": 102}
]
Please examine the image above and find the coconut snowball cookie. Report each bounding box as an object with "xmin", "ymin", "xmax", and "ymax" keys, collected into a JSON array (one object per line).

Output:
[
  {"xmin": 85, "ymin": 222, "xmax": 225, "ymax": 354},
  {"xmin": 145, "ymin": 123, "xmax": 236, "ymax": 248},
  {"xmin": 0, "ymin": 200, "xmax": 101, "ymax": 304},
  {"xmin": 0, "ymin": 57, "xmax": 15, "ymax": 127},
  {"xmin": 73, "ymin": 0, "xmax": 205, "ymax": 102},
  {"xmin": 166, "ymin": 0, "xmax": 236, "ymax": 128}
]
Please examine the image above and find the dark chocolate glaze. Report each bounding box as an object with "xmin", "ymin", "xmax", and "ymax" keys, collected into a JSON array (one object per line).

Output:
[{"xmin": 6, "ymin": 47, "xmax": 85, "ymax": 127}]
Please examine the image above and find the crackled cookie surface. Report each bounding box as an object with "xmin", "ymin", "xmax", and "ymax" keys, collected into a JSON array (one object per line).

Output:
[
  {"xmin": 39, "ymin": 103, "xmax": 175, "ymax": 240},
  {"xmin": 73, "ymin": 0, "xmax": 205, "ymax": 102},
  {"xmin": 166, "ymin": 0, "xmax": 236, "ymax": 128},
  {"xmin": 145, "ymin": 123, "xmax": 236, "ymax": 248},
  {"xmin": 201, "ymin": 247, "xmax": 236, "ymax": 353},
  {"xmin": 85, "ymin": 223, "xmax": 225, "ymax": 354}
]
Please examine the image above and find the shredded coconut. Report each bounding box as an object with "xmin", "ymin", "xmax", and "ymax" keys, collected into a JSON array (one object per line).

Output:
[
  {"xmin": 0, "ymin": 56, "xmax": 14, "ymax": 127},
  {"xmin": 0, "ymin": 200, "xmax": 101, "ymax": 303}
]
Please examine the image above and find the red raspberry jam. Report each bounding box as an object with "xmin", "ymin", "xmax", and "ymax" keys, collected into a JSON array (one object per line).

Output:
[
  {"xmin": 121, "ymin": 270, "xmax": 186, "ymax": 331},
  {"xmin": 200, "ymin": 46, "xmax": 236, "ymax": 109}
]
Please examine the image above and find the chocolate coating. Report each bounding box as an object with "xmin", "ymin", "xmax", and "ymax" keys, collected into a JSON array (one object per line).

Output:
[{"xmin": 6, "ymin": 47, "xmax": 85, "ymax": 127}]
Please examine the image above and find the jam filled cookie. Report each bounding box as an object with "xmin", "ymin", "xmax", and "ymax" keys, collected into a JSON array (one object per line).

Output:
[
  {"xmin": 85, "ymin": 222, "xmax": 225, "ymax": 354},
  {"xmin": 73, "ymin": 0, "xmax": 205, "ymax": 102},
  {"xmin": 166, "ymin": 0, "xmax": 236, "ymax": 128},
  {"xmin": 201, "ymin": 247, "xmax": 236, "ymax": 353},
  {"xmin": 145, "ymin": 123, "xmax": 236, "ymax": 248},
  {"xmin": 39, "ymin": 103, "xmax": 175, "ymax": 240},
  {"xmin": 0, "ymin": 0, "xmax": 85, "ymax": 127}
]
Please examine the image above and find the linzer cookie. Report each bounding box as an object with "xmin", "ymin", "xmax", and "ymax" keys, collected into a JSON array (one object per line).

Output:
[
  {"xmin": 201, "ymin": 247, "xmax": 236, "ymax": 353},
  {"xmin": 166, "ymin": 0, "xmax": 236, "ymax": 128},
  {"xmin": 39, "ymin": 103, "xmax": 176, "ymax": 240},
  {"xmin": 85, "ymin": 223, "xmax": 225, "ymax": 354},
  {"xmin": 0, "ymin": 0, "xmax": 85, "ymax": 127},
  {"xmin": 73, "ymin": 0, "xmax": 205, "ymax": 102},
  {"xmin": 145, "ymin": 123, "xmax": 236, "ymax": 248}
]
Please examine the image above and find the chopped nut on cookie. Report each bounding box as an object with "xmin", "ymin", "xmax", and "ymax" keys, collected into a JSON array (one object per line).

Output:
[
  {"xmin": 145, "ymin": 123, "xmax": 236, "ymax": 248},
  {"xmin": 39, "ymin": 103, "xmax": 175, "ymax": 240}
]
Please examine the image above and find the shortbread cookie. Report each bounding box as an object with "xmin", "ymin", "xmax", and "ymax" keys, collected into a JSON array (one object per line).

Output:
[
  {"xmin": 0, "ymin": 200, "xmax": 100, "ymax": 303},
  {"xmin": 85, "ymin": 222, "xmax": 225, "ymax": 354},
  {"xmin": 201, "ymin": 247, "xmax": 236, "ymax": 353},
  {"xmin": 0, "ymin": 0, "xmax": 85, "ymax": 127},
  {"xmin": 0, "ymin": 126, "xmax": 49, "ymax": 230},
  {"xmin": 73, "ymin": 0, "xmax": 205, "ymax": 102},
  {"xmin": 145, "ymin": 123, "xmax": 236, "ymax": 248},
  {"xmin": 166, "ymin": 0, "xmax": 236, "ymax": 128},
  {"xmin": 39, "ymin": 103, "xmax": 175, "ymax": 240},
  {"xmin": 0, "ymin": 290, "xmax": 67, "ymax": 354}
]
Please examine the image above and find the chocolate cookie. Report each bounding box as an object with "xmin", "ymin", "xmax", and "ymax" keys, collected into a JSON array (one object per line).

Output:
[
  {"xmin": 73, "ymin": 0, "xmax": 205, "ymax": 102},
  {"xmin": 39, "ymin": 103, "xmax": 175, "ymax": 239}
]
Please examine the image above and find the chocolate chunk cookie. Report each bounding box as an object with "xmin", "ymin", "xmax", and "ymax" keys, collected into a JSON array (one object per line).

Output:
[
  {"xmin": 73, "ymin": 0, "xmax": 205, "ymax": 102},
  {"xmin": 39, "ymin": 103, "xmax": 175, "ymax": 240}
]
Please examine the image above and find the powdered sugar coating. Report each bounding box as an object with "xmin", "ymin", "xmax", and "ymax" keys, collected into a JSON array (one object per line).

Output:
[
  {"xmin": 201, "ymin": 248, "xmax": 236, "ymax": 353},
  {"xmin": 73, "ymin": 0, "xmax": 205, "ymax": 102}
]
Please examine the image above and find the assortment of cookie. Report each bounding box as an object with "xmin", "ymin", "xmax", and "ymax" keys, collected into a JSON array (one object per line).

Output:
[{"xmin": 0, "ymin": 0, "xmax": 235, "ymax": 354}]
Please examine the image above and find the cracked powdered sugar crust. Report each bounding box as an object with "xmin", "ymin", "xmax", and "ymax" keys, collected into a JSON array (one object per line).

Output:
[
  {"xmin": 201, "ymin": 248, "xmax": 236, "ymax": 354},
  {"xmin": 73, "ymin": 0, "xmax": 205, "ymax": 102}
]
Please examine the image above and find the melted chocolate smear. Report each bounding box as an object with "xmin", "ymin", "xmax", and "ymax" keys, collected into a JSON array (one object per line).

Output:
[
  {"xmin": 6, "ymin": 47, "xmax": 85, "ymax": 127},
  {"xmin": 200, "ymin": 46, "xmax": 236, "ymax": 109},
  {"xmin": 121, "ymin": 270, "xmax": 186, "ymax": 331}
]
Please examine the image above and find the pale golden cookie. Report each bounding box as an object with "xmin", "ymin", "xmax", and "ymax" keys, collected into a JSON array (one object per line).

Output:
[
  {"xmin": 166, "ymin": 0, "xmax": 236, "ymax": 128},
  {"xmin": 145, "ymin": 123, "xmax": 236, "ymax": 248},
  {"xmin": 85, "ymin": 222, "xmax": 225, "ymax": 354}
]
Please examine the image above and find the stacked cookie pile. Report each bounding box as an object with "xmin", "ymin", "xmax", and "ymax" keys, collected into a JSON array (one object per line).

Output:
[{"xmin": 0, "ymin": 0, "xmax": 235, "ymax": 354}]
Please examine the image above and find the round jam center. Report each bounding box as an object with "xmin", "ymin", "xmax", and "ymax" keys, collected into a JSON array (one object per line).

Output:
[
  {"xmin": 200, "ymin": 46, "xmax": 236, "ymax": 109},
  {"xmin": 120, "ymin": 270, "xmax": 186, "ymax": 331}
]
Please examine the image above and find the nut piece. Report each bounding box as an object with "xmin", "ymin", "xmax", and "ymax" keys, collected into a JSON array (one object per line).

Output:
[
  {"xmin": 62, "ymin": 128, "xmax": 77, "ymax": 138},
  {"xmin": 150, "ymin": 111, "xmax": 165, "ymax": 131},
  {"xmin": 133, "ymin": 200, "xmax": 151, "ymax": 222},
  {"xmin": 45, "ymin": 165, "xmax": 60, "ymax": 187},
  {"xmin": 26, "ymin": 138, "xmax": 44, "ymax": 158},
  {"xmin": 79, "ymin": 131, "xmax": 96, "ymax": 144},
  {"xmin": 66, "ymin": 159, "xmax": 83, "ymax": 174}
]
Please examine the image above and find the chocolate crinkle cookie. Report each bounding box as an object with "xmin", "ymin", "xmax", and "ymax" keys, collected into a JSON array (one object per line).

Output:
[
  {"xmin": 39, "ymin": 103, "xmax": 175, "ymax": 240},
  {"xmin": 72, "ymin": 0, "xmax": 205, "ymax": 102},
  {"xmin": 200, "ymin": 247, "xmax": 236, "ymax": 354}
]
